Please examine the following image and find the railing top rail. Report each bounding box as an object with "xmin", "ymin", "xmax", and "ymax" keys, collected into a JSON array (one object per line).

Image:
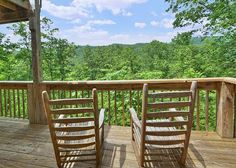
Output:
[
  {"xmin": 0, "ymin": 77, "xmax": 235, "ymax": 85},
  {"xmin": 223, "ymin": 77, "xmax": 236, "ymax": 85},
  {"xmin": 39, "ymin": 78, "xmax": 228, "ymax": 91},
  {"xmin": 0, "ymin": 81, "xmax": 32, "ymax": 89},
  {"xmin": 0, "ymin": 81, "xmax": 32, "ymax": 84},
  {"xmin": 41, "ymin": 77, "xmax": 227, "ymax": 85},
  {"xmin": 0, "ymin": 78, "xmax": 235, "ymax": 90}
]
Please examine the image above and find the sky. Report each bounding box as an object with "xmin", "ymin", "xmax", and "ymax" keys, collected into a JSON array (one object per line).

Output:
[{"xmin": 0, "ymin": 0, "xmax": 197, "ymax": 46}]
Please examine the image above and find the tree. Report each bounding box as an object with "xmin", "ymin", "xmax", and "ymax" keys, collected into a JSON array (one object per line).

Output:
[
  {"xmin": 41, "ymin": 17, "xmax": 59, "ymax": 80},
  {"xmin": 172, "ymin": 32, "xmax": 193, "ymax": 45},
  {"xmin": 54, "ymin": 38, "xmax": 76, "ymax": 81},
  {"xmin": 166, "ymin": 0, "xmax": 236, "ymax": 79},
  {"xmin": 165, "ymin": 0, "xmax": 236, "ymax": 36},
  {"xmin": 0, "ymin": 33, "xmax": 26, "ymax": 80},
  {"xmin": 8, "ymin": 22, "xmax": 32, "ymax": 80}
]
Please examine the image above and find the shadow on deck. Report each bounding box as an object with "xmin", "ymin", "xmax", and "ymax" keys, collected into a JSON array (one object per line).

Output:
[{"xmin": 0, "ymin": 118, "xmax": 236, "ymax": 168}]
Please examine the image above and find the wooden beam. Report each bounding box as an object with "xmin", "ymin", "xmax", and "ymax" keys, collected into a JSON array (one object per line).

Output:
[
  {"xmin": 234, "ymin": 91, "xmax": 236, "ymax": 138},
  {"xmin": 216, "ymin": 82, "xmax": 235, "ymax": 138},
  {"xmin": 0, "ymin": 10, "xmax": 29, "ymax": 24},
  {"xmin": 28, "ymin": 0, "xmax": 45, "ymax": 124},
  {"xmin": 29, "ymin": 0, "xmax": 41, "ymax": 84},
  {"xmin": 0, "ymin": 0, "xmax": 17, "ymax": 11},
  {"xmin": 28, "ymin": 84, "xmax": 47, "ymax": 124},
  {"xmin": 7, "ymin": 0, "xmax": 30, "ymax": 9}
]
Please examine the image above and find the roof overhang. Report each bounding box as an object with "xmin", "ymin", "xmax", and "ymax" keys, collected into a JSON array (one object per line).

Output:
[{"xmin": 0, "ymin": 0, "xmax": 32, "ymax": 24}]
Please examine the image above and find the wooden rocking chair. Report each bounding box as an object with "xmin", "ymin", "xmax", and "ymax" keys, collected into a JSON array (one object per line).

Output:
[
  {"xmin": 42, "ymin": 89, "xmax": 105, "ymax": 168},
  {"xmin": 130, "ymin": 82, "xmax": 197, "ymax": 167}
]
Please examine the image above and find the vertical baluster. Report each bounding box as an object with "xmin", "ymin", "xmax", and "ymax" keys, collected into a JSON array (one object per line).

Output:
[
  {"xmin": 101, "ymin": 91, "xmax": 104, "ymax": 108},
  {"xmin": 69, "ymin": 90, "xmax": 72, "ymax": 108},
  {"xmin": 161, "ymin": 90, "xmax": 164, "ymax": 102},
  {"xmin": 178, "ymin": 95, "xmax": 181, "ymax": 102},
  {"xmin": 88, "ymin": 90, "xmax": 92, "ymax": 117},
  {"xmin": 58, "ymin": 90, "xmax": 61, "ymax": 99},
  {"xmin": 4, "ymin": 89, "xmax": 7, "ymax": 117},
  {"xmin": 57, "ymin": 90, "xmax": 60, "ymax": 99},
  {"xmin": 108, "ymin": 91, "xmax": 111, "ymax": 125},
  {"xmin": 63, "ymin": 90, "xmax": 66, "ymax": 99},
  {"xmin": 129, "ymin": 90, "xmax": 132, "ymax": 108},
  {"xmin": 26, "ymin": 89, "xmax": 28, "ymax": 118},
  {"xmin": 13, "ymin": 89, "xmax": 16, "ymax": 118},
  {"xmin": 169, "ymin": 90, "xmax": 172, "ymax": 103},
  {"xmin": 114, "ymin": 91, "xmax": 117, "ymax": 125},
  {"xmin": 75, "ymin": 90, "xmax": 78, "ymax": 98},
  {"xmin": 81, "ymin": 90, "xmax": 84, "ymax": 100},
  {"xmin": 50, "ymin": 90, "xmax": 54, "ymax": 109},
  {"xmin": 17, "ymin": 89, "xmax": 20, "ymax": 118},
  {"xmin": 61, "ymin": 90, "xmax": 65, "ymax": 108},
  {"xmin": 152, "ymin": 90, "xmax": 155, "ymax": 102},
  {"xmin": 216, "ymin": 90, "xmax": 219, "ymax": 127},
  {"xmin": 81, "ymin": 90, "xmax": 85, "ymax": 117},
  {"xmin": 196, "ymin": 90, "xmax": 200, "ymax": 131},
  {"xmin": 8, "ymin": 89, "xmax": 12, "ymax": 117},
  {"xmin": 205, "ymin": 90, "xmax": 209, "ymax": 133},
  {"xmin": 152, "ymin": 90, "xmax": 156, "ymax": 112},
  {"xmin": 137, "ymin": 90, "xmax": 140, "ymax": 114},
  {"xmin": 22, "ymin": 89, "xmax": 25, "ymax": 119},
  {"xmin": 81, "ymin": 90, "xmax": 84, "ymax": 98},
  {"xmin": 59, "ymin": 90, "xmax": 62, "ymax": 99},
  {"xmin": 87, "ymin": 90, "xmax": 90, "ymax": 98},
  {"xmin": 69, "ymin": 90, "xmax": 72, "ymax": 98},
  {"xmin": 122, "ymin": 91, "xmax": 125, "ymax": 126},
  {"xmin": 130, "ymin": 90, "xmax": 133, "ymax": 128},
  {"xmin": 0, "ymin": 89, "xmax": 2, "ymax": 116},
  {"xmin": 76, "ymin": 90, "xmax": 79, "ymax": 117},
  {"xmin": 55, "ymin": 90, "xmax": 59, "ymax": 108},
  {"xmin": 52, "ymin": 90, "xmax": 55, "ymax": 99},
  {"xmin": 177, "ymin": 93, "xmax": 181, "ymax": 111},
  {"xmin": 130, "ymin": 90, "xmax": 134, "ymax": 140},
  {"xmin": 75, "ymin": 90, "xmax": 78, "ymax": 108},
  {"xmin": 87, "ymin": 90, "xmax": 90, "ymax": 114}
]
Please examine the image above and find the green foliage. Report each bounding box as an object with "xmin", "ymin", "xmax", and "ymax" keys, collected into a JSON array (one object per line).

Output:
[
  {"xmin": 0, "ymin": 15, "xmax": 235, "ymax": 129},
  {"xmin": 7, "ymin": 22, "xmax": 32, "ymax": 80},
  {"xmin": 165, "ymin": 0, "xmax": 236, "ymax": 36},
  {"xmin": 172, "ymin": 32, "xmax": 193, "ymax": 45}
]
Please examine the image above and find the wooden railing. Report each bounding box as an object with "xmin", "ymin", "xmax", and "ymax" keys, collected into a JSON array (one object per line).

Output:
[
  {"xmin": 0, "ymin": 82, "xmax": 29, "ymax": 119},
  {"xmin": 0, "ymin": 77, "xmax": 235, "ymax": 138},
  {"xmin": 45, "ymin": 83, "xmax": 217, "ymax": 132}
]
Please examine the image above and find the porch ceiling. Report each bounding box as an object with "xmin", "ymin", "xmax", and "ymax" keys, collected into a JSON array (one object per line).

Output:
[{"xmin": 0, "ymin": 0, "xmax": 32, "ymax": 24}]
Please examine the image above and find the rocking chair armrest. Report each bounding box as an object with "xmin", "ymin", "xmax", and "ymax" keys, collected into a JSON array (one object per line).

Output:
[
  {"xmin": 99, "ymin": 108, "xmax": 105, "ymax": 129},
  {"xmin": 130, "ymin": 108, "xmax": 141, "ymax": 129}
]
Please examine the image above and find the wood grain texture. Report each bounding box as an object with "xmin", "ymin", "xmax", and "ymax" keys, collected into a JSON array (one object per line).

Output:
[
  {"xmin": 0, "ymin": 77, "xmax": 235, "ymax": 138},
  {"xmin": 1, "ymin": 119, "xmax": 236, "ymax": 168},
  {"xmin": 130, "ymin": 82, "xmax": 198, "ymax": 166},
  {"xmin": 217, "ymin": 82, "xmax": 235, "ymax": 138},
  {"xmin": 42, "ymin": 89, "xmax": 104, "ymax": 168}
]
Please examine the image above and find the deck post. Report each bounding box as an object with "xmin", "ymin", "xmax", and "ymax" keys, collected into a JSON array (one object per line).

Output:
[
  {"xmin": 27, "ymin": 83, "xmax": 47, "ymax": 124},
  {"xmin": 28, "ymin": 0, "xmax": 46, "ymax": 124},
  {"xmin": 216, "ymin": 82, "xmax": 235, "ymax": 138},
  {"xmin": 234, "ymin": 92, "xmax": 236, "ymax": 138}
]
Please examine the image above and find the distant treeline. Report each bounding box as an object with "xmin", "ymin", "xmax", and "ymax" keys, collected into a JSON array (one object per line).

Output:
[{"xmin": 0, "ymin": 17, "xmax": 235, "ymax": 81}]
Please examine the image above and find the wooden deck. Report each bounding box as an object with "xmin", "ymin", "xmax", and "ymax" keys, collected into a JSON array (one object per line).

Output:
[{"xmin": 0, "ymin": 118, "xmax": 236, "ymax": 168}]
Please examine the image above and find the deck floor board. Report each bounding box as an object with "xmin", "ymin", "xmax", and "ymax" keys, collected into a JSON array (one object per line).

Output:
[{"xmin": 0, "ymin": 118, "xmax": 236, "ymax": 168}]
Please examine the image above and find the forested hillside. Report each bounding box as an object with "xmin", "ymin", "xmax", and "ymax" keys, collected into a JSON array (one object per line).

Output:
[{"xmin": 0, "ymin": 17, "xmax": 235, "ymax": 81}]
